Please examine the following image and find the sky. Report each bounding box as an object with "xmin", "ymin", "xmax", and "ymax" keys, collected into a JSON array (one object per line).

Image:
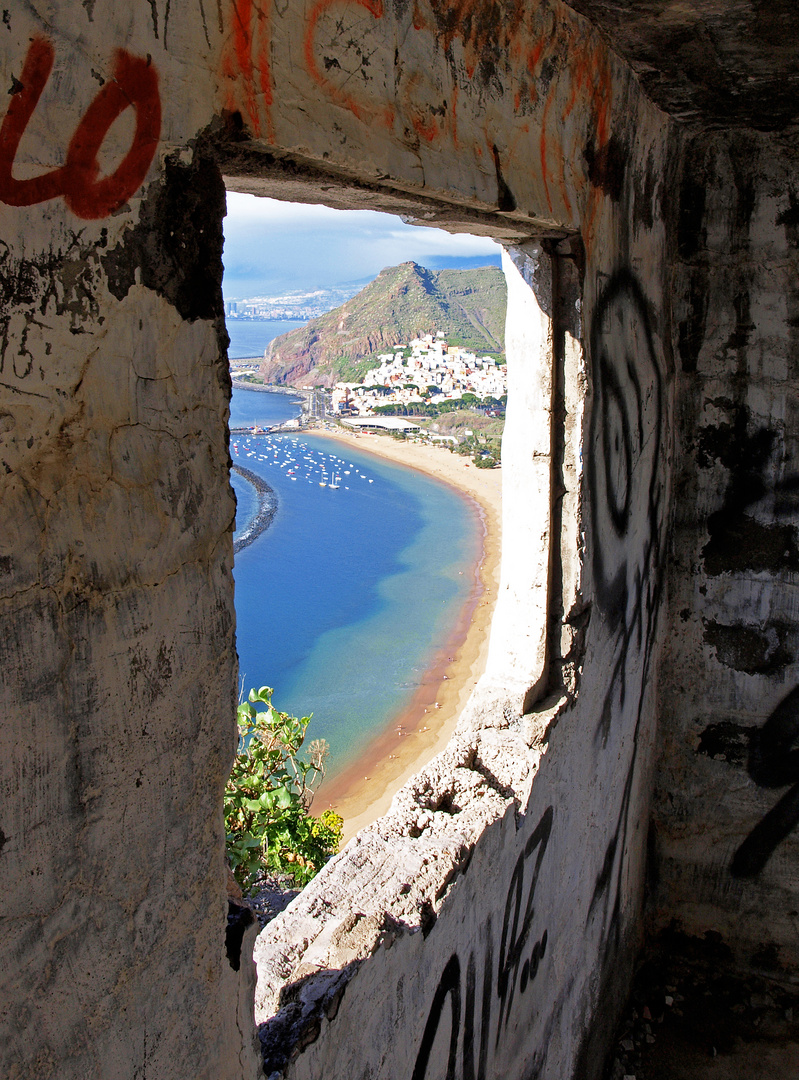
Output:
[{"xmin": 222, "ymin": 192, "xmax": 502, "ymax": 300}]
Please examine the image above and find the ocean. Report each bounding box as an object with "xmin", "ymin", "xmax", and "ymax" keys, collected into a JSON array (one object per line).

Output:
[
  {"xmin": 226, "ymin": 319, "xmax": 305, "ymax": 359},
  {"xmin": 229, "ymin": 387, "xmax": 480, "ymax": 780}
]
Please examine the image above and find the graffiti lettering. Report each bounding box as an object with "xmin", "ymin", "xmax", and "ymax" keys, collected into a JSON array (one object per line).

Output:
[
  {"xmin": 0, "ymin": 38, "xmax": 161, "ymax": 219},
  {"xmin": 412, "ymin": 806, "xmax": 552, "ymax": 1080}
]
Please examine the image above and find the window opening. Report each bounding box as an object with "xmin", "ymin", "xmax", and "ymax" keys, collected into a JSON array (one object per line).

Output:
[{"xmin": 221, "ymin": 187, "xmax": 582, "ymax": 899}]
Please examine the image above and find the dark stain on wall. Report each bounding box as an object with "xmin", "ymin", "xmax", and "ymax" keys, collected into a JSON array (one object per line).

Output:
[
  {"xmin": 675, "ymin": 137, "xmax": 711, "ymax": 374},
  {"xmin": 677, "ymin": 265, "xmax": 709, "ymax": 373},
  {"xmin": 696, "ymin": 721, "xmax": 756, "ymax": 767},
  {"xmin": 102, "ymin": 150, "xmax": 226, "ymax": 325},
  {"xmin": 129, "ymin": 640, "xmax": 174, "ymax": 707},
  {"xmin": 632, "ymin": 150, "xmax": 656, "ymax": 232},
  {"xmin": 0, "ymin": 237, "xmax": 105, "ymax": 377},
  {"xmin": 726, "ymin": 290, "xmax": 756, "ymax": 349},
  {"xmin": 706, "ymin": 500, "xmax": 799, "ymax": 575},
  {"xmin": 776, "ymin": 189, "xmax": 799, "ymax": 230},
  {"xmin": 420, "ymin": 0, "xmax": 527, "ymax": 74},
  {"xmin": 777, "ymin": 188, "xmax": 799, "ymax": 382},
  {"xmin": 677, "ymin": 152, "xmax": 707, "ymax": 260},
  {"xmin": 698, "ymin": 411, "xmax": 799, "ymax": 575},
  {"xmin": 703, "ymin": 620, "xmax": 792, "ymax": 676},
  {"xmin": 729, "ymin": 145, "xmax": 757, "ymax": 246},
  {"xmin": 584, "ymin": 132, "xmax": 627, "ymax": 203},
  {"xmin": 491, "ymin": 145, "xmax": 517, "ymax": 213}
]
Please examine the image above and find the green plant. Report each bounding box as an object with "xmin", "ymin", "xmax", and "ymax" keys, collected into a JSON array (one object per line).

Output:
[{"xmin": 224, "ymin": 686, "xmax": 343, "ymax": 891}]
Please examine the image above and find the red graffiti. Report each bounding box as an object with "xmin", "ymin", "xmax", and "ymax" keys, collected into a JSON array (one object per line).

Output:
[
  {"xmin": 222, "ymin": 0, "xmax": 274, "ymax": 140},
  {"xmin": 0, "ymin": 38, "xmax": 161, "ymax": 219}
]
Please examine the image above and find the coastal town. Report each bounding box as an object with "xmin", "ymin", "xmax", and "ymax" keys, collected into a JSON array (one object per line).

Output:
[
  {"xmin": 224, "ymin": 283, "xmax": 360, "ymax": 322},
  {"xmin": 329, "ymin": 332, "xmax": 507, "ymax": 417}
]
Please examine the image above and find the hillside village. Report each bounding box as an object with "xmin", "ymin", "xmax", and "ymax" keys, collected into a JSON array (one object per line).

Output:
[
  {"xmin": 259, "ymin": 262, "xmax": 507, "ymax": 388},
  {"xmin": 330, "ymin": 332, "xmax": 507, "ymax": 417}
]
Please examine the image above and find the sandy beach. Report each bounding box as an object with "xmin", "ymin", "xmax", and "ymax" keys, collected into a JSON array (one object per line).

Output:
[{"xmin": 309, "ymin": 427, "xmax": 502, "ymax": 843}]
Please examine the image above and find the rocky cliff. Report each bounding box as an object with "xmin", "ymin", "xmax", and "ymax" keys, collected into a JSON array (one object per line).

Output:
[{"xmin": 259, "ymin": 262, "xmax": 506, "ymax": 387}]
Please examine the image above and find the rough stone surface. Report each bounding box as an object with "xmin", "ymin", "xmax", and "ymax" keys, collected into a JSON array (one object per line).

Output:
[
  {"xmin": 0, "ymin": 2, "xmax": 796, "ymax": 1080},
  {"xmin": 564, "ymin": 1, "xmax": 799, "ymax": 130},
  {"xmin": 652, "ymin": 128, "xmax": 799, "ymax": 972}
]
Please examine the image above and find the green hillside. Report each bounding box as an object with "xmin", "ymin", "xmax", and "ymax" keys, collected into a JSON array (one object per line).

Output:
[{"xmin": 259, "ymin": 262, "xmax": 506, "ymax": 388}]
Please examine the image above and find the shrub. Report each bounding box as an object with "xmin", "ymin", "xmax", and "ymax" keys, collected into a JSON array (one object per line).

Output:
[{"xmin": 224, "ymin": 686, "xmax": 343, "ymax": 890}]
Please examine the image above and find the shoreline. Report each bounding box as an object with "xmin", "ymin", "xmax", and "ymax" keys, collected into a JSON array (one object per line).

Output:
[{"xmin": 309, "ymin": 426, "xmax": 502, "ymax": 843}]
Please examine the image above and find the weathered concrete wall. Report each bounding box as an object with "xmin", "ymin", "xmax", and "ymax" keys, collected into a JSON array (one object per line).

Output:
[
  {"xmin": 0, "ymin": 8, "xmax": 260, "ymax": 1078},
  {"xmin": 651, "ymin": 129, "xmax": 799, "ymax": 971},
  {"xmin": 0, "ymin": 0, "xmax": 685, "ymax": 1077}
]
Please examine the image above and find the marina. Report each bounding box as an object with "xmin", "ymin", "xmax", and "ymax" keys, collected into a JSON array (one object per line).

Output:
[{"xmin": 230, "ymin": 388, "xmax": 482, "ymax": 784}]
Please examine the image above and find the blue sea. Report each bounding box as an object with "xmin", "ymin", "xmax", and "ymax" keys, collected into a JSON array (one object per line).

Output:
[
  {"xmin": 226, "ymin": 319, "xmax": 304, "ymax": 359},
  {"xmin": 229, "ymin": 387, "xmax": 479, "ymax": 779}
]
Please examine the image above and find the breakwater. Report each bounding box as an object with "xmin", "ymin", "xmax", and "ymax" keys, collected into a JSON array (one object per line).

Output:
[
  {"xmin": 231, "ymin": 378, "xmax": 308, "ymax": 398},
  {"xmin": 231, "ymin": 464, "xmax": 278, "ymax": 554}
]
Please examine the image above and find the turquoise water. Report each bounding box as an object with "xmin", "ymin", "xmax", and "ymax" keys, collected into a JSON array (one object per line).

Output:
[{"xmin": 229, "ymin": 389, "xmax": 479, "ymax": 778}]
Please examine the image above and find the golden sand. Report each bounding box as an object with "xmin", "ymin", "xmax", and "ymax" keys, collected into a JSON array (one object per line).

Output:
[{"xmin": 310, "ymin": 428, "xmax": 502, "ymax": 843}]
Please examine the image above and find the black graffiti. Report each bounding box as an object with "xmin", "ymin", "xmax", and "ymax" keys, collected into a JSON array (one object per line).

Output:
[
  {"xmin": 584, "ymin": 269, "xmax": 669, "ymax": 961},
  {"xmin": 731, "ymin": 685, "xmax": 799, "ymax": 877},
  {"xmin": 463, "ymin": 942, "xmax": 493, "ymax": 1080},
  {"xmin": 586, "ymin": 268, "xmax": 666, "ymax": 741},
  {"xmin": 412, "ymin": 954, "xmax": 461, "ymax": 1080},
  {"xmin": 412, "ymin": 807, "xmax": 552, "ymax": 1080},
  {"xmin": 691, "ymin": 404, "xmax": 799, "ymax": 875},
  {"xmin": 496, "ymin": 805, "xmax": 552, "ymax": 1040}
]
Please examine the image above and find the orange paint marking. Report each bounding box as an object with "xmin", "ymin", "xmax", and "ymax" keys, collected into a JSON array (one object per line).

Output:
[{"xmin": 220, "ymin": 0, "xmax": 276, "ymax": 141}]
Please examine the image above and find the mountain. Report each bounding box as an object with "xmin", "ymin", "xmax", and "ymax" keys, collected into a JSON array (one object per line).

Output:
[{"xmin": 259, "ymin": 262, "xmax": 507, "ymax": 388}]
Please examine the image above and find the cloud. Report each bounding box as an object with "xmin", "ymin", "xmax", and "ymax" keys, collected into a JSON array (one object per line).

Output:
[{"xmin": 222, "ymin": 193, "xmax": 501, "ymax": 299}]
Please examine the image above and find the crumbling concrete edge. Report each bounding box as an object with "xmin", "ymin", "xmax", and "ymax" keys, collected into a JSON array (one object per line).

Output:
[{"xmin": 252, "ymin": 681, "xmax": 565, "ymax": 1074}]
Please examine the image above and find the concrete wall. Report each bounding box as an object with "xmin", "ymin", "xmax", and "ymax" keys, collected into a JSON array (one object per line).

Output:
[
  {"xmin": 652, "ymin": 128, "xmax": 799, "ymax": 971},
  {"xmin": 0, "ymin": 8, "xmax": 261, "ymax": 1078},
  {"xmin": 0, "ymin": 0, "xmax": 755, "ymax": 1077}
]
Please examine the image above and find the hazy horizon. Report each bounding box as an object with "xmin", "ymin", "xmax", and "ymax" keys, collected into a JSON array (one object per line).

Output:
[{"xmin": 222, "ymin": 192, "xmax": 502, "ymax": 301}]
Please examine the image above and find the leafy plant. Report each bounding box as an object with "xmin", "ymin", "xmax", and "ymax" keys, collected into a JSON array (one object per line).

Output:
[
  {"xmin": 474, "ymin": 453, "xmax": 498, "ymax": 468},
  {"xmin": 224, "ymin": 686, "xmax": 343, "ymax": 890}
]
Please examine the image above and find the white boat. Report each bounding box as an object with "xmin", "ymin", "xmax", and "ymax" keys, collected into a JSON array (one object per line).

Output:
[{"xmin": 329, "ymin": 473, "xmax": 340, "ymax": 489}]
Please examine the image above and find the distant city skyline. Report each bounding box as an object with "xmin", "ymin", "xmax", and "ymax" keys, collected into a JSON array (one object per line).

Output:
[{"xmin": 222, "ymin": 192, "xmax": 502, "ymax": 301}]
